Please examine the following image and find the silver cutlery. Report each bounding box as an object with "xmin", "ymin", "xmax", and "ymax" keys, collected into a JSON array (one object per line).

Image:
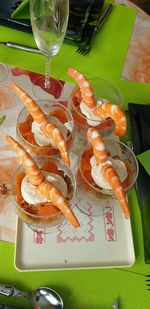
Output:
[
  {"xmin": 112, "ymin": 298, "xmax": 119, "ymax": 309},
  {"xmin": 0, "ymin": 285, "xmax": 63, "ymax": 309},
  {"xmin": 76, "ymin": 3, "xmax": 113, "ymax": 55},
  {"xmin": 0, "ymin": 41, "xmax": 41, "ymax": 54},
  {"xmin": 146, "ymin": 274, "xmax": 150, "ymax": 290}
]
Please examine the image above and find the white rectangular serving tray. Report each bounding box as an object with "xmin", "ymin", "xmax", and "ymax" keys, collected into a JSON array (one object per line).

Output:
[{"xmin": 14, "ymin": 198, "xmax": 135, "ymax": 271}]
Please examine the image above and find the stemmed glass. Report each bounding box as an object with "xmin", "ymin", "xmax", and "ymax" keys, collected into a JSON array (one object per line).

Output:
[{"xmin": 30, "ymin": 0, "xmax": 69, "ymax": 98}]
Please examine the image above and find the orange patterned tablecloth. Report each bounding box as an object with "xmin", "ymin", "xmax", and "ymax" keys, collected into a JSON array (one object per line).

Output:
[{"xmin": 117, "ymin": 0, "xmax": 150, "ymax": 83}]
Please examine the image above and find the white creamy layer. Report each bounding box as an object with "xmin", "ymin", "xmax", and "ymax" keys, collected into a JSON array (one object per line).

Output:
[
  {"xmin": 32, "ymin": 115, "xmax": 72, "ymax": 147},
  {"xmin": 21, "ymin": 171, "xmax": 68, "ymax": 205},
  {"xmin": 80, "ymin": 99, "xmax": 106, "ymax": 126},
  {"xmin": 90, "ymin": 156, "xmax": 128, "ymax": 190}
]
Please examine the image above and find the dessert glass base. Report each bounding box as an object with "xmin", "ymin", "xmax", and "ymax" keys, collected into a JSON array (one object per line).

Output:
[{"xmin": 31, "ymin": 76, "xmax": 64, "ymax": 100}]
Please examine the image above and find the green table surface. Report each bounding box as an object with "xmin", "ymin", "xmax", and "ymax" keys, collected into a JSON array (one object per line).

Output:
[
  {"xmin": 0, "ymin": 2, "xmax": 150, "ymax": 308},
  {"xmin": 0, "ymin": 4, "xmax": 137, "ymax": 84}
]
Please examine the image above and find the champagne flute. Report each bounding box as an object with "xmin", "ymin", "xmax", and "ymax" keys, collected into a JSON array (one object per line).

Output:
[{"xmin": 30, "ymin": 0, "xmax": 69, "ymax": 98}]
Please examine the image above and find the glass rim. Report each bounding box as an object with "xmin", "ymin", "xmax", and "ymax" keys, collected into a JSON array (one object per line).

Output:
[
  {"xmin": 78, "ymin": 140, "xmax": 139, "ymax": 195},
  {"xmin": 17, "ymin": 100, "xmax": 74, "ymax": 149},
  {"xmin": 0, "ymin": 62, "xmax": 9, "ymax": 82},
  {"xmin": 0, "ymin": 85, "xmax": 18, "ymax": 109},
  {"xmin": 69, "ymin": 77, "xmax": 124, "ymax": 123},
  {"xmin": 11, "ymin": 155, "xmax": 77, "ymax": 219}
]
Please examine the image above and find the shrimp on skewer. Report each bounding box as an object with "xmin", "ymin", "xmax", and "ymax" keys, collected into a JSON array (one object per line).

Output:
[
  {"xmin": 93, "ymin": 102, "xmax": 127, "ymax": 136},
  {"xmin": 6, "ymin": 135, "xmax": 44, "ymax": 186},
  {"xmin": 87, "ymin": 128, "xmax": 108, "ymax": 163},
  {"xmin": 10, "ymin": 82, "xmax": 70, "ymax": 166},
  {"xmin": 101, "ymin": 164, "xmax": 130, "ymax": 218},
  {"xmin": 67, "ymin": 68, "xmax": 96, "ymax": 109},
  {"xmin": 6, "ymin": 135, "xmax": 79, "ymax": 228}
]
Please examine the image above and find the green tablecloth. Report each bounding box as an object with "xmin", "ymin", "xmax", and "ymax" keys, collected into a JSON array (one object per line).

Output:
[
  {"xmin": 0, "ymin": 2, "xmax": 150, "ymax": 308},
  {"xmin": 0, "ymin": 240, "xmax": 149, "ymax": 308}
]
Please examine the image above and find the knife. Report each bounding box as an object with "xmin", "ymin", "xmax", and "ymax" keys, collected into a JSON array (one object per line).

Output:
[
  {"xmin": 95, "ymin": 3, "xmax": 113, "ymax": 32},
  {"xmin": 79, "ymin": 3, "xmax": 113, "ymax": 48},
  {"xmin": 112, "ymin": 298, "xmax": 119, "ymax": 309},
  {"xmin": 0, "ymin": 41, "xmax": 41, "ymax": 54}
]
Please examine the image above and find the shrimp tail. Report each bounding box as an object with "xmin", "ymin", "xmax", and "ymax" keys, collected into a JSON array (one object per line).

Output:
[
  {"xmin": 38, "ymin": 181, "xmax": 80, "ymax": 228},
  {"xmin": 6, "ymin": 135, "xmax": 44, "ymax": 186},
  {"xmin": 67, "ymin": 68, "xmax": 96, "ymax": 109},
  {"xmin": 93, "ymin": 102, "xmax": 127, "ymax": 136},
  {"xmin": 102, "ymin": 164, "xmax": 130, "ymax": 218}
]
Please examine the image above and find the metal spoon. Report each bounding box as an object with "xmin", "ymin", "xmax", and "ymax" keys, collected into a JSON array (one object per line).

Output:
[{"xmin": 0, "ymin": 285, "xmax": 63, "ymax": 309}]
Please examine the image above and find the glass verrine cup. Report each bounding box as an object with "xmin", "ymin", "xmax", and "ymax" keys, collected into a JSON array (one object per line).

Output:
[
  {"xmin": 76, "ymin": 139, "xmax": 139, "ymax": 216},
  {"xmin": 16, "ymin": 100, "xmax": 74, "ymax": 157},
  {"xmin": 11, "ymin": 156, "xmax": 77, "ymax": 234},
  {"xmin": 0, "ymin": 86, "xmax": 17, "ymax": 110},
  {"xmin": 0, "ymin": 62, "xmax": 9, "ymax": 82},
  {"xmin": 68, "ymin": 78, "xmax": 124, "ymax": 155}
]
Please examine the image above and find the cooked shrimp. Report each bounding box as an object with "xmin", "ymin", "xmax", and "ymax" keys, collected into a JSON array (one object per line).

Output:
[
  {"xmin": 67, "ymin": 68, "xmax": 96, "ymax": 109},
  {"xmin": 6, "ymin": 135, "xmax": 79, "ymax": 228},
  {"xmin": 42, "ymin": 123, "xmax": 70, "ymax": 166},
  {"xmin": 102, "ymin": 164, "xmax": 130, "ymax": 218},
  {"xmin": 6, "ymin": 135, "xmax": 44, "ymax": 186},
  {"xmin": 87, "ymin": 128, "xmax": 108, "ymax": 163},
  {"xmin": 93, "ymin": 102, "xmax": 127, "ymax": 136},
  {"xmin": 38, "ymin": 181, "xmax": 80, "ymax": 228},
  {"xmin": 10, "ymin": 82, "xmax": 70, "ymax": 166},
  {"xmin": 10, "ymin": 82, "xmax": 49, "ymax": 127}
]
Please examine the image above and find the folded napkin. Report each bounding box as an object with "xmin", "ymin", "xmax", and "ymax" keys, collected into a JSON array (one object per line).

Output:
[
  {"xmin": 128, "ymin": 103, "xmax": 150, "ymax": 264},
  {"xmin": 11, "ymin": 0, "xmax": 29, "ymax": 19}
]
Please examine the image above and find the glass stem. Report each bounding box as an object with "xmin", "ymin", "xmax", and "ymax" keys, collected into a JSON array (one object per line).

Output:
[{"xmin": 44, "ymin": 56, "xmax": 50, "ymax": 88}]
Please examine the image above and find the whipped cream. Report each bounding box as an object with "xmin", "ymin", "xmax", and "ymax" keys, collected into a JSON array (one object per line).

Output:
[
  {"xmin": 21, "ymin": 171, "xmax": 68, "ymax": 205},
  {"xmin": 80, "ymin": 99, "xmax": 106, "ymax": 126},
  {"xmin": 32, "ymin": 115, "xmax": 72, "ymax": 147},
  {"xmin": 90, "ymin": 156, "xmax": 128, "ymax": 190}
]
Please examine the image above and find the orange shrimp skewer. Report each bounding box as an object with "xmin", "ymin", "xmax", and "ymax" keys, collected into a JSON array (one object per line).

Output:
[
  {"xmin": 87, "ymin": 128, "xmax": 108, "ymax": 163},
  {"xmin": 6, "ymin": 135, "xmax": 44, "ymax": 186},
  {"xmin": 6, "ymin": 136, "xmax": 79, "ymax": 228},
  {"xmin": 101, "ymin": 165, "xmax": 130, "ymax": 218},
  {"xmin": 93, "ymin": 102, "xmax": 127, "ymax": 136},
  {"xmin": 38, "ymin": 182, "xmax": 80, "ymax": 228},
  {"xmin": 10, "ymin": 82, "xmax": 70, "ymax": 166},
  {"xmin": 67, "ymin": 68, "xmax": 96, "ymax": 109}
]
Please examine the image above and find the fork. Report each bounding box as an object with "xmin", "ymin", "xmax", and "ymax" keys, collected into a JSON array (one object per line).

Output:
[
  {"xmin": 146, "ymin": 275, "xmax": 150, "ymax": 290},
  {"xmin": 76, "ymin": 3, "xmax": 113, "ymax": 55}
]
